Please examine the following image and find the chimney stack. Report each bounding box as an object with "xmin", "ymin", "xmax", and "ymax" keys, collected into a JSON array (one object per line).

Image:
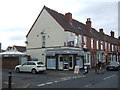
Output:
[
  {"xmin": 110, "ymin": 31, "xmax": 114, "ymax": 38},
  {"xmin": 86, "ymin": 18, "xmax": 92, "ymax": 30},
  {"xmin": 65, "ymin": 12, "xmax": 72, "ymax": 24},
  {"xmin": 99, "ymin": 28, "xmax": 104, "ymax": 34}
]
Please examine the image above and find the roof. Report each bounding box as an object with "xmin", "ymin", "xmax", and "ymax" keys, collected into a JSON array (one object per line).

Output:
[
  {"xmin": 6, "ymin": 45, "xmax": 26, "ymax": 52},
  {"xmin": 0, "ymin": 51, "xmax": 26, "ymax": 55},
  {"xmin": 26, "ymin": 6, "xmax": 120, "ymax": 46},
  {"xmin": 13, "ymin": 46, "xmax": 26, "ymax": 52}
]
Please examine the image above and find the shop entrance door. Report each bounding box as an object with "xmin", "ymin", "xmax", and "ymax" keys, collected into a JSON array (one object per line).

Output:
[
  {"xmin": 63, "ymin": 55, "xmax": 73, "ymax": 70},
  {"xmin": 59, "ymin": 55, "xmax": 73, "ymax": 70},
  {"xmin": 63, "ymin": 55, "xmax": 69, "ymax": 70}
]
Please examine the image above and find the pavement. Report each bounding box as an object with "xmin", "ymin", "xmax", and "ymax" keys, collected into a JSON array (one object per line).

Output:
[{"xmin": 1, "ymin": 68, "xmax": 107, "ymax": 89}]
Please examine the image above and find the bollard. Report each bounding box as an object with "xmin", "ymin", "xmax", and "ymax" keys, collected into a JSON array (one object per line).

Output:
[{"xmin": 8, "ymin": 71, "xmax": 12, "ymax": 89}]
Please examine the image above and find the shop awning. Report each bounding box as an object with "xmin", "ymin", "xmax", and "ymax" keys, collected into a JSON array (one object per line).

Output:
[
  {"xmin": 0, "ymin": 51, "xmax": 26, "ymax": 57},
  {"xmin": 46, "ymin": 49, "xmax": 85, "ymax": 56}
]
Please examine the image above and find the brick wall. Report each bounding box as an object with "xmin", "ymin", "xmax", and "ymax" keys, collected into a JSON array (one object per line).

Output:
[{"xmin": 2, "ymin": 57, "xmax": 19, "ymax": 69}]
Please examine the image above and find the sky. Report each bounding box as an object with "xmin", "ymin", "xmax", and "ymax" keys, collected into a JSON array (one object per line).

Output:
[{"xmin": 0, "ymin": 0, "xmax": 119, "ymax": 50}]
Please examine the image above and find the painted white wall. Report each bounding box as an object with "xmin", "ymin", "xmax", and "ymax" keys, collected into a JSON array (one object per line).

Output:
[
  {"xmin": 26, "ymin": 9, "xmax": 68, "ymax": 62},
  {"xmin": 26, "ymin": 9, "xmax": 67, "ymax": 49},
  {"xmin": 27, "ymin": 48, "xmax": 46, "ymax": 63}
]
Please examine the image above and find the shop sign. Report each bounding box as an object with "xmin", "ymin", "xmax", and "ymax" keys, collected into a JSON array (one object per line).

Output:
[
  {"xmin": 64, "ymin": 41, "xmax": 74, "ymax": 47},
  {"xmin": 104, "ymin": 51, "xmax": 108, "ymax": 56},
  {"xmin": 47, "ymin": 58, "xmax": 56, "ymax": 69}
]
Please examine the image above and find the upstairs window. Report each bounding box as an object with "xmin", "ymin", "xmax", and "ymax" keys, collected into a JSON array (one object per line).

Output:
[
  {"xmin": 83, "ymin": 36, "xmax": 87, "ymax": 48},
  {"xmin": 42, "ymin": 35, "xmax": 46, "ymax": 48},
  {"xmin": 79, "ymin": 35, "xmax": 82, "ymax": 47},
  {"xmin": 101, "ymin": 41, "xmax": 103, "ymax": 50},
  {"xmin": 108, "ymin": 43, "xmax": 110, "ymax": 51},
  {"xmin": 105, "ymin": 42, "xmax": 107, "ymax": 51},
  {"xmin": 96, "ymin": 40, "xmax": 99, "ymax": 50},
  {"xmin": 112, "ymin": 45, "xmax": 114, "ymax": 51},
  {"xmin": 91, "ymin": 38, "xmax": 94, "ymax": 49}
]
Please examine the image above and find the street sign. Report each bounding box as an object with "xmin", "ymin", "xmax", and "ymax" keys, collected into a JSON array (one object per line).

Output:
[
  {"xmin": 104, "ymin": 51, "xmax": 108, "ymax": 56},
  {"xmin": 81, "ymin": 43, "xmax": 84, "ymax": 47}
]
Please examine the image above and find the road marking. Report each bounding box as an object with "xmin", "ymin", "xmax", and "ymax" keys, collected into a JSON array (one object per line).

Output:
[
  {"xmin": 37, "ymin": 84, "xmax": 46, "ymax": 87},
  {"xmin": 103, "ymin": 75, "xmax": 116, "ymax": 80},
  {"xmin": 46, "ymin": 82, "xmax": 53, "ymax": 85},
  {"xmin": 84, "ymin": 84, "xmax": 91, "ymax": 87},
  {"xmin": 37, "ymin": 75, "xmax": 85, "ymax": 87},
  {"xmin": 54, "ymin": 81, "xmax": 58, "ymax": 83},
  {"xmin": 3, "ymin": 82, "xmax": 14, "ymax": 85}
]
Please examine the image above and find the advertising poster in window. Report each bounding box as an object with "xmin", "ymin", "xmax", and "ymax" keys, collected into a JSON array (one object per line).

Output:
[
  {"xmin": 76, "ymin": 57, "xmax": 83, "ymax": 68},
  {"xmin": 47, "ymin": 58, "xmax": 56, "ymax": 69}
]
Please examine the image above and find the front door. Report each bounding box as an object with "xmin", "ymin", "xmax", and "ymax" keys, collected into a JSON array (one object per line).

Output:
[
  {"xmin": 63, "ymin": 55, "xmax": 69, "ymax": 70},
  {"xmin": 59, "ymin": 55, "xmax": 73, "ymax": 70}
]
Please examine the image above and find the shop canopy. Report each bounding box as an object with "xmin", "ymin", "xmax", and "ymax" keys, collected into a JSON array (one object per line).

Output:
[
  {"xmin": 0, "ymin": 51, "xmax": 26, "ymax": 57},
  {"xmin": 46, "ymin": 49, "xmax": 85, "ymax": 56}
]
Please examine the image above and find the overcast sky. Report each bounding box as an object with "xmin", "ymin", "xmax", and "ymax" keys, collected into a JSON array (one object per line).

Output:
[{"xmin": 0, "ymin": 0, "xmax": 119, "ymax": 50}]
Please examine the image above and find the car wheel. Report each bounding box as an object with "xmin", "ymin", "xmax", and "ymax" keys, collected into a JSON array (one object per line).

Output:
[
  {"xmin": 31, "ymin": 69, "xmax": 37, "ymax": 74},
  {"xmin": 16, "ymin": 68, "xmax": 20, "ymax": 73}
]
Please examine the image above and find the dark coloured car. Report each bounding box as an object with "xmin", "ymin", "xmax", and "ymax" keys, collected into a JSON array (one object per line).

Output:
[{"xmin": 106, "ymin": 61, "xmax": 120, "ymax": 71}]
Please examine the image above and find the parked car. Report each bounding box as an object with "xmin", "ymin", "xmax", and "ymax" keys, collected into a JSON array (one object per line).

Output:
[
  {"xmin": 15, "ymin": 61, "xmax": 46, "ymax": 74},
  {"xmin": 106, "ymin": 61, "xmax": 120, "ymax": 71}
]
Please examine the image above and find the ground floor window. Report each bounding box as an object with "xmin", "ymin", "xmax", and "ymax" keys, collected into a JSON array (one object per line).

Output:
[
  {"xmin": 84, "ymin": 54, "xmax": 90, "ymax": 64},
  {"xmin": 47, "ymin": 56, "xmax": 56, "ymax": 69},
  {"xmin": 76, "ymin": 56, "xmax": 84, "ymax": 68},
  {"xmin": 110, "ymin": 55, "xmax": 116, "ymax": 62}
]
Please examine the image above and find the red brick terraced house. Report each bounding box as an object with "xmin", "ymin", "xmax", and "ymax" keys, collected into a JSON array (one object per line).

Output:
[{"xmin": 26, "ymin": 6, "xmax": 120, "ymax": 70}]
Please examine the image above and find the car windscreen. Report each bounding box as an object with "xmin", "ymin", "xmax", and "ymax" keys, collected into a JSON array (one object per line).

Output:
[{"xmin": 37, "ymin": 62, "xmax": 44, "ymax": 65}]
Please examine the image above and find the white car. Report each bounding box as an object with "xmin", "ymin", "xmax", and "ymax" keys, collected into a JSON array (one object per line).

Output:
[{"xmin": 15, "ymin": 61, "xmax": 46, "ymax": 74}]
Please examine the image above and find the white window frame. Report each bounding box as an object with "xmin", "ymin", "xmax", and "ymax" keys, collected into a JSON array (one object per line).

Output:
[
  {"xmin": 83, "ymin": 36, "xmax": 87, "ymax": 48},
  {"xmin": 101, "ymin": 41, "xmax": 103, "ymax": 50},
  {"xmin": 108, "ymin": 43, "xmax": 110, "ymax": 51},
  {"xmin": 79, "ymin": 35, "xmax": 82, "ymax": 47},
  {"xmin": 105, "ymin": 42, "xmax": 107, "ymax": 51},
  {"xmin": 91, "ymin": 38, "xmax": 94, "ymax": 49},
  {"xmin": 112, "ymin": 45, "xmax": 114, "ymax": 51},
  {"xmin": 84, "ymin": 54, "xmax": 90, "ymax": 64},
  {"xmin": 42, "ymin": 35, "xmax": 46, "ymax": 47},
  {"xmin": 96, "ymin": 40, "xmax": 99, "ymax": 50}
]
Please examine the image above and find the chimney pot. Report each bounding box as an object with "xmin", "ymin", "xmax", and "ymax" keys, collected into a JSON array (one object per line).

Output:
[
  {"xmin": 86, "ymin": 18, "xmax": 92, "ymax": 30},
  {"xmin": 99, "ymin": 28, "xmax": 104, "ymax": 34},
  {"xmin": 87, "ymin": 18, "xmax": 91, "ymax": 21},
  {"xmin": 110, "ymin": 31, "xmax": 114, "ymax": 38}
]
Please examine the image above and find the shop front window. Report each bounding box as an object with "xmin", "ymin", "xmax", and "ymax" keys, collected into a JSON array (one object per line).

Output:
[
  {"xmin": 84, "ymin": 54, "xmax": 90, "ymax": 64},
  {"xmin": 47, "ymin": 56, "xmax": 56, "ymax": 69},
  {"xmin": 76, "ymin": 56, "xmax": 83, "ymax": 68}
]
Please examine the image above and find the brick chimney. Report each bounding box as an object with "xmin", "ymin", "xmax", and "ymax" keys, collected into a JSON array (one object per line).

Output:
[
  {"xmin": 86, "ymin": 18, "xmax": 92, "ymax": 30},
  {"xmin": 65, "ymin": 12, "xmax": 72, "ymax": 23},
  {"xmin": 99, "ymin": 28, "xmax": 104, "ymax": 34},
  {"xmin": 110, "ymin": 31, "xmax": 114, "ymax": 38}
]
